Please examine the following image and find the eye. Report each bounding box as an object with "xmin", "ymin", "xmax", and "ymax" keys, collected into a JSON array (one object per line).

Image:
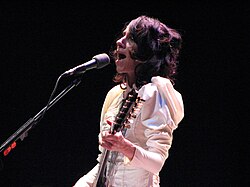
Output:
[{"xmin": 128, "ymin": 34, "xmax": 134, "ymax": 41}]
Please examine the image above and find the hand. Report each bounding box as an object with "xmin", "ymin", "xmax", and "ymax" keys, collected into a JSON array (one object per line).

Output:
[
  {"xmin": 99, "ymin": 130, "xmax": 136, "ymax": 160},
  {"xmin": 99, "ymin": 131, "xmax": 125, "ymax": 152},
  {"xmin": 99, "ymin": 119, "xmax": 124, "ymax": 151}
]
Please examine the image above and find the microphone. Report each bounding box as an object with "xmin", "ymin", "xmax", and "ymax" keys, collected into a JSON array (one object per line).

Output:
[{"xmin": 62, "ymin": 53, "xmax": 110, "ymax": 76}]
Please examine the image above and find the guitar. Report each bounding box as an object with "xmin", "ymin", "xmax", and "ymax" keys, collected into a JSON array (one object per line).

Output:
[{"xmin": 93, "ymin": 88, "xmax": 139, "ymax": 187}]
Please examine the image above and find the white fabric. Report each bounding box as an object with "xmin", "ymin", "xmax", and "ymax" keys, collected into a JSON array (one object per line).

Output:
[{"xmin": 74, "ymin": 76, "xmax": 184, "ymax": 187}]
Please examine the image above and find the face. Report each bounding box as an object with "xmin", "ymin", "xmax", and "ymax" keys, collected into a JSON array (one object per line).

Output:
[{"xmin": 115, "ymin": 26, "xmax": 140, "ymax": 75}]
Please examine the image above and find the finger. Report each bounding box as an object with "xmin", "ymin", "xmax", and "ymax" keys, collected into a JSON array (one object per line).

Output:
[
  {"xmin": 101, "ymin": 131, "xmax": 109, "ymax": 137},
  {"xmin": 100, "ymin": 141, "xmax": 113, "ymax": 150}
]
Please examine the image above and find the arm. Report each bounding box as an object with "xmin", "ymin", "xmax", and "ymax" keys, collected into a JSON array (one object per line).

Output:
[
  {"xmin": 128, "ymin": 78, "xmax": 184, "ymax": 174},
  {"xmin": 101, "ymin": 78, "xmax": 184, "ymax": 174}
]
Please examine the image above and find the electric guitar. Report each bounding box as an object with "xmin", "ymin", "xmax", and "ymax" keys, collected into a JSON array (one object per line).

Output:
[{"xmin": 93, "ymin": 89, "xmax": 139, "ymax": 187}]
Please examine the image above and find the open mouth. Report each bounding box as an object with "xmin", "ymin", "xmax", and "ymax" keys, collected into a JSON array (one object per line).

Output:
[{"xmin": 117, "ymin": 53, "xmax": 126, "ymax": 60}]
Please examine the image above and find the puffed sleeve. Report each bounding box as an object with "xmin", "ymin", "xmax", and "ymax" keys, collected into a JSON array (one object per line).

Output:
[
  {"xmin": 128, "ymin": 76, "xmax": 184, "ymax": 174},
  {"xmin": 152, "ymin": 76, "xmax": 184, "ymax": 125}
]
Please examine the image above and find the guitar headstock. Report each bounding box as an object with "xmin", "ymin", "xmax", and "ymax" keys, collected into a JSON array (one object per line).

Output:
[
  {"xmin": 111, "ymin": 89, "xmax": 146, "ymax": 134},
  {"xmin": 112, "ymin": 89, "xmax": 138, "ymax": 133}
]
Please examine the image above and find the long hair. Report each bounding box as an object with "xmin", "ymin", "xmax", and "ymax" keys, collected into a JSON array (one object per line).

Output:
[{"xmin": 110, "ymin": 15, "xmax": 182, "ymax": 88}]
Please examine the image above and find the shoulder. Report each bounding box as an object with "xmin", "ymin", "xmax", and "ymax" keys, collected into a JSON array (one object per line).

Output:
[
  {"xmin": 138, "ymin": 76, "xmax": 174, "ymax": 100},
  {"xmin": 103, "ymin": 84, "xmax": 124, "ymax": 107},
  {"xmin": 151, "ymin": 76, "xmax": 183, "ymax": 103},
  {"xmin": 100, "ymin": 84, "xmax": 124, "ymax": 122},
  {"xmin": 106, "ymin": 84, "xmax": 123, "ymax": 99},
  {"xmin": 152, "ymin": 76, "xmax": 184, "ymax": 124},
  {"xmin": 139, "ymin": 76, "xmax": 184, "ymax": 125}
]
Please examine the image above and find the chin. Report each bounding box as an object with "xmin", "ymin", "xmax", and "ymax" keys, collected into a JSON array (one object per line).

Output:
[{"xmin": 116, "ymin": 68, "xmax": 123, "ymax": 74}]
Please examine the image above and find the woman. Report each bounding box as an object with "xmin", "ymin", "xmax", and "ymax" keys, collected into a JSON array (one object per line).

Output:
[{"xmin": 74, "ymin": 15, "xmax": 184, "ymax": 187}]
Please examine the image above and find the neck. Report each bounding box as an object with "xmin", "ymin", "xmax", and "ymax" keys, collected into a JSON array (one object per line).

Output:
[{"xmin": 125, "ymin": 73, "xmax": 136, "ymax": 88}]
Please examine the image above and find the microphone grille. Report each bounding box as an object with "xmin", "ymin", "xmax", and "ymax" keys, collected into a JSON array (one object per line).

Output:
[{"xmin": 93, "ymin": 53, "xmax": 110, "ymax": 69}]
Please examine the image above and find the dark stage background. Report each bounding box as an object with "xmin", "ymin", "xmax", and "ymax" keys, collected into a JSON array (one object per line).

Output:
[{"xmin": 0, "ymin": 1, "xmax": 247, "ymax": 186}]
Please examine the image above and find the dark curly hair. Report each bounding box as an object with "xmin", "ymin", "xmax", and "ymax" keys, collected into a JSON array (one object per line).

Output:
[{"xmin": 110, "ymin": 15, "xmax": 182, "ymax": 88}]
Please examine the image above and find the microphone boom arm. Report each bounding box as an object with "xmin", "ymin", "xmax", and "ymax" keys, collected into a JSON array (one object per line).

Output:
[{"xmin": 0, "ymin": 77, "xmax": 82, "ymax": 154}]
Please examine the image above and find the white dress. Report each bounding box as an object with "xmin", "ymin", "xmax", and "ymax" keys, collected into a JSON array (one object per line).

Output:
[{"xmin": 74, "ymin": 76, "xmax": 184, "ymax": 187}]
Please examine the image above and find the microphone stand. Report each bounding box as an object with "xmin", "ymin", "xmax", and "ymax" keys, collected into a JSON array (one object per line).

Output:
[{"xmin": 0, "ymin": 76, "xmax": 82, "ymax": 157}]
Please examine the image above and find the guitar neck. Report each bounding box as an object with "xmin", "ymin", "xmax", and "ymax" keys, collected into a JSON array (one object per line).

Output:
[
  {"xmin": 93, "ymin": 89, "xmax": 138, "ymax": 186},
  {"xmin": 93, "ymin": 148, "xmax": 110, "ymax": 187}
]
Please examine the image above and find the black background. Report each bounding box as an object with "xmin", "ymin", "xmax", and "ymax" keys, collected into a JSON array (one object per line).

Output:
[{"xmin": 0, "ymin": 1, "xmax": 247, "ymax": 186}]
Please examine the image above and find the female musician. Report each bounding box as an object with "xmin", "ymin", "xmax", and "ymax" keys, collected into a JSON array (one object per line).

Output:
[{"xmin": 74, "ymin": 15, "xmax": 184, "ymax": 187}]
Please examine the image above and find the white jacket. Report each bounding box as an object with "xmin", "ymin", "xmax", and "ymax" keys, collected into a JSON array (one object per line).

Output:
[{"xmin": 74, "ymin": 76, "xmax": 184, "ymax": 187}]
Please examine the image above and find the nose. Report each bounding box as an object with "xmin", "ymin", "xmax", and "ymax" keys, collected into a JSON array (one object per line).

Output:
[{"xmin": 116, "ymin": 36, "xmax": 126, "ymax": 48}]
